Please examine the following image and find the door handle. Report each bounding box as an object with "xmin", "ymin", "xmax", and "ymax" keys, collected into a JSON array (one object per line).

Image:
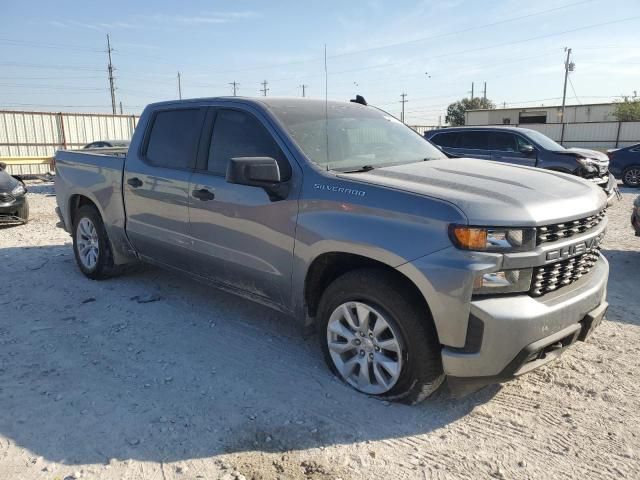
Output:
[
  {"xmin": 192, "ymin": 188, "xmax": 215, "ymax": 201},
  {"xmin": 127, "ymin": 177, "xmax": 143, "ymax": 188}
]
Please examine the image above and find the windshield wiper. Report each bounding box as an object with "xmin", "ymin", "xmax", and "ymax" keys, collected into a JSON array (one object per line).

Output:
[{"xmin": 340, "ymin": 165, "xmax": 376, "ymax": 173}]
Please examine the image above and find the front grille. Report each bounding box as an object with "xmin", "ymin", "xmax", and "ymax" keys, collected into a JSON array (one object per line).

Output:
[
  {"xmin": 530, "ymin": 250, "xmax": 601, "ymax": 297},
  {"xmin": 537, "ymin": 209, "xmax": 606, "ymax": 245}
]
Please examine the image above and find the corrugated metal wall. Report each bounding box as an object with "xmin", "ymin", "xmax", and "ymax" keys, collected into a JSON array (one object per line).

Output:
[
  {"xmin": 0, "ymin": 110, "xmax": 139, "ymax": 157},
  {"xmin": 462, "ymin": 121, "xmax": 640, "ymax": 149}
]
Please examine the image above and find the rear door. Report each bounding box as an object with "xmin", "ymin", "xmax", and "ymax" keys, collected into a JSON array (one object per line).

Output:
[
  {"xmin": 448, "ymin": 130, "xmax": 491, "ymax": 159},
  {"xmin": 187, "ymin": 106, "xmax": 299, "ymax": 309},
  {"xmin": 123, "ymin": 107, "xmax": 205, "ymax": 270},
  {"xmin": 489, "ymin": 131, "xmax": 537, "ymax": 167}
]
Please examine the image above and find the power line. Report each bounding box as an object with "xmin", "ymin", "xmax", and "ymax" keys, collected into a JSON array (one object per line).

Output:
[
  {"xmin": 568, "ymin": 76, "xmax": 581, "ymax": 104},
  {"xmin": 330, "ymin": 0, "xmax": 594, "ymax": 59}
]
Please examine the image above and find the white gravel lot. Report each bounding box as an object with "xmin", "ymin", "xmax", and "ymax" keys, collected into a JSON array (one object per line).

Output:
[{"xmin": 0, "ymin": 181, "xmax": 639, "ymax": 480}]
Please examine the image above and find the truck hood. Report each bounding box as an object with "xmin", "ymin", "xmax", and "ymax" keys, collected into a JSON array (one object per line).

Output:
[{"xmin": 342, "ymin": 158, "xmax": 606, "ymax": 226}]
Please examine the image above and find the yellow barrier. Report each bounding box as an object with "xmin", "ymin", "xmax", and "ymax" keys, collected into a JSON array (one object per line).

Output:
[{"xmin": 0, "ymin": 156, "xmax": 54, "ymax": 165}]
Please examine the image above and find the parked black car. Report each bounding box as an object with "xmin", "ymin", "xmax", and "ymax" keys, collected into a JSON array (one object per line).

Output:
[
  {"xmin": 607, "ymin": 143, "xmax": 640, "ymax": 187},
  {"xmin": 426, "ymin": 126, "xmax": 617, "ymax": 202},
  {"xmin": 0, "ymin": 163, "xmax": 29, "ymax": 224}
]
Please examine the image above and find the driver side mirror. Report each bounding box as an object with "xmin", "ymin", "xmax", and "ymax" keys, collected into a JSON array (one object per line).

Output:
[
  {"xmin": 519, "ymin": 144, "xmax": 535, "ymax": 154},
  {"xmin": 226, "ymin": 157, "xmax": 289, "ymax": 200}
]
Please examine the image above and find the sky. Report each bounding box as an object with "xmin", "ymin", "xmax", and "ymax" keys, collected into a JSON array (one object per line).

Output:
[{"xmin": 1, "ymin": 0, "xmax": 639, "ymax": 124}]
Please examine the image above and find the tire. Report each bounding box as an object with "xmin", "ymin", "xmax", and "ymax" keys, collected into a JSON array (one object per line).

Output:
[
  {"xmin": 318, "ymin": 268, "xmax": 444, "ymax": 404},
  {"xmin": 72, "ymin": 204, "xmax": 121, "ymax": 279},
  {"xmin": 16, "ymin": 198, "xmax": 29, "ymax": 223},
  {"xmin": 622, "ymin": 166, "xmax": 640, "ymax": 188}
]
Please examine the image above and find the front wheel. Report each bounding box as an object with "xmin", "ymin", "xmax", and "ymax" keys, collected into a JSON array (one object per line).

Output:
[
  {"xmin": 622, "ymin": 166, "xmax": 640, "ymax": 187},
  {"xmin": 318, "ymin": 269, "xmax": 444, "ymax": 404}
]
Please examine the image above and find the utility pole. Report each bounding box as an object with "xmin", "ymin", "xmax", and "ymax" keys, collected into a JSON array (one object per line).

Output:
[
  {"xmin": 300, "ymin": 84, "xmax": 308, "ymax": 97},
  {"xmin": 470, "ymin": 82, "xmax": 474, "ymax": 100},
  {"xmin": 119, "ymin": 101, "xmax": 123, "ymax": 114},
  {"xmin": 560, "ymin": 47, "xmax": 573, "ymax": 123},
  {"xmin": 260, "ymin": 80, "xmax": 269, "ymax": 96},
  {"xmin": 106, "ymin": 34, "xmax": 116, "ymax": 115},
  {"xmin": 229, "ymin": 81, "xmax": 239, "ymax": 96},
  {"xmin": 400, "ymin": 93, "xmax": 408, "ymax": 123},
  {"xmin": 177, "ymin": 72, "xmax": 182, "ymax": 99},
  {"xmin": 483, "ymin": 82, "xmax": 487, "ymax": 101}
]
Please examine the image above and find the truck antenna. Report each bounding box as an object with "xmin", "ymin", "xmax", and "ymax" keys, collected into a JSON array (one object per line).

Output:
[{"xmin": 324, "ymin": 44, "xmax": 330, "ymax": 170}]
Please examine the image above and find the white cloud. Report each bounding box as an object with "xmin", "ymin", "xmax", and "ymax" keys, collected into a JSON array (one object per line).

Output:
[{"xmin": 48, "ymin": 10, "xmax": 260, "ymax": 31}]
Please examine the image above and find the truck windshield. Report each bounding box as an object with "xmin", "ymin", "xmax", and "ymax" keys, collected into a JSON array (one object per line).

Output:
[{"xmin": 267, "ymin": 100, "xmax": 445, "ymax": 171}]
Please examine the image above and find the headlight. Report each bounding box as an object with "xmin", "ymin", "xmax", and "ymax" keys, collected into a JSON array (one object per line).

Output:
[
  {"xmin": 575, "ymin": 157, "xmax": 597, "ymax": 172},
  {"xmin": 449, "ymin": 225, "xmax": 536, "ymax": 252},
  {"xmin": 473, "ymin": 268, "xmax": 533, "ymax": 295},
  {"xmin": 11, "ymin": 183, "xmax": 26, "ymax": 196}
]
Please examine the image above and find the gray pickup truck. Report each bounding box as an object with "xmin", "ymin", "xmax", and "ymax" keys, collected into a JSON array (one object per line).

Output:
[{"xmin": 55, "ymin": 97, "xmax": 609, "ymax": 403}]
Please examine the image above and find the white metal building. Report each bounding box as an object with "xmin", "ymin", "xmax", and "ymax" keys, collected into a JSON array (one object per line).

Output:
[{"xmin": 465, "ymin": 103, "xmax": 617, "ymax": 126}]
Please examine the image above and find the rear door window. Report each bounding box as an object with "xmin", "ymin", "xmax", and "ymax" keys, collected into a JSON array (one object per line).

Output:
[
  {"xmin": 457, "ymin": 131, "xmax": 489, "ymax": 150},
  {"xmin": 489, "ymin": 132, "xmax": 518, "ymax": 152},
  {"xmin": 431, "ymin": 132, "xmax": 458, "ymax": 147},
  {"xmin": 207, "ymin": 109, "xmax": 290, "ymax": 178},
  {"xmin": 145, "ymin": 108, "xmax": 204, "ymax": 170}
]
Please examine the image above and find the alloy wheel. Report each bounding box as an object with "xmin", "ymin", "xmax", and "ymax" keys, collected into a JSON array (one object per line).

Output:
[{"xmin": 326, "ymin": 301, "xmax": 403, "ymax": 395}]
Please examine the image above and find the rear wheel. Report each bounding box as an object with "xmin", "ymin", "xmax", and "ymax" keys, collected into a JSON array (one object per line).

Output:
[
  {"xmin": 318, "ymin": 269, "xmax": 444, "ymax": 404},
  {"xmin": 72, "ymin": 205, "xmax": 121, "ymax": 279},
  {"xmin": 622, "ymin": 166, "xmax": 640, "ymax": 187}
]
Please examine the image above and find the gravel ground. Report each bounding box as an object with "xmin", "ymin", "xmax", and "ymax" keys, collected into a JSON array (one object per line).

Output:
[{"xmin": 0, "ymin": 181, "xmax": 638, "ymax": 480}]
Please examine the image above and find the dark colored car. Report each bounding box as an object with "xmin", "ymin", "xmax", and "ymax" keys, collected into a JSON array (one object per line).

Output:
[
  {"xmin": 83, "ymin": 140, "xmax": 130, "ymax": 149},
  {"xmin": 0, "ymin": 162, "xmax": 29, "ymax": 223},
  {"xmin": 632, "ymin": 195, "xmax": 640, "ymax": 236},
  {"xmin": 426, "ymin": 126, "xmax": 617, "ymax": 202},
  {"xmin": 607, "ymin": 143, "xmax": 640, "ymax": 187}
]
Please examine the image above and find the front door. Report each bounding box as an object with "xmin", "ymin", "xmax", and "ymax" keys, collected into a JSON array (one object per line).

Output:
[
  {"xmin": 489, "ymin": 131, "xmax": 537, "ymax": 167},
  {"xmin": 123, "ymin": 107, "xmax": 205, "ymax": 270},
  {"xmin": 188, "ymin": 107, "xmax": 299, "ymax": 309}
]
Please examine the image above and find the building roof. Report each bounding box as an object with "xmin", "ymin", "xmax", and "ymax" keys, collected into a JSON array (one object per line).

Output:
[{"xmin": 466, "ymin": 102, "xmax": 617, "ymax": 113}]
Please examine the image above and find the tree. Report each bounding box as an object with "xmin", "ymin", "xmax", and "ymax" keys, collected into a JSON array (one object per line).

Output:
[
  {"xmin": 613, "ymin": 96, "xmax": 640, "ymax": 122},
  {"xmin": 446, "ymin": 97, "xmax": 495, "ymax": 126}
]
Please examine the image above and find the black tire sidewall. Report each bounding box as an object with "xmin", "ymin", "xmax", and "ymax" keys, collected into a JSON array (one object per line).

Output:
[
  {"xmin": 317, "ymin": 269, "xmax": 443, "ymax": 402},
  {"xmin": 17, "ymin": 198, "xmax": 29, "ymax": 223}
]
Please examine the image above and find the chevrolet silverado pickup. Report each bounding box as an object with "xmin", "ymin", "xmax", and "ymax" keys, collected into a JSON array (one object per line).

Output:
[{"xmin": 55, "ymin": 97, "xmax": 609, "ymax": 403}]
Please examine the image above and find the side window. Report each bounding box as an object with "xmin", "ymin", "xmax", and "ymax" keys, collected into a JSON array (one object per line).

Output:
[
  {"xmin": 489, "ymin": 132, "xmax": 518, "ymax": 152},
  {"xmin": 458, "ymin": 131, "xmax": 489, "ymax": 150},
  {"xmin": 208, "ymin": 109, "xmax": 290, "ymax": 178},
  {"xmin": 145, "ymin": 109, "xmax": 203, "ymax": 170},
  {"xmin": 515, "ymin": 135, "xmax": 533, "ymax": 150},
  {"xmin": 431, "ymin": 132, "xmax": 458, "ymax": 147}
]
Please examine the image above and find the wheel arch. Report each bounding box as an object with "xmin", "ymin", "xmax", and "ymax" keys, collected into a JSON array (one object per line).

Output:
[{"xmin": 303, "ymin": 251, "xmax": 439, "ymax": 342}]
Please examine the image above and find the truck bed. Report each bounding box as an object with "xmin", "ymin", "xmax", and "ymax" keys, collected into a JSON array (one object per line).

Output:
[{"xmin": 54, "ymin": 150, "xmax": 133, "ymax": 263}]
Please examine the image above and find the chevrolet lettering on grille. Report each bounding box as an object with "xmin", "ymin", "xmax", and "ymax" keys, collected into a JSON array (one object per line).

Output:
[{"xmin": 545, "ymin": 232, "xmax": 605, "ymax": 262}]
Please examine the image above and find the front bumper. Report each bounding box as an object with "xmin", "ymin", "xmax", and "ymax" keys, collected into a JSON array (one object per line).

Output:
[
  {"xmin": 0, "ymin": 194, "xmax": 27, "ymax": 222},
  {"xmin": 442, "ymin": 254, "xmax": 608, "ymax": 389}
]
